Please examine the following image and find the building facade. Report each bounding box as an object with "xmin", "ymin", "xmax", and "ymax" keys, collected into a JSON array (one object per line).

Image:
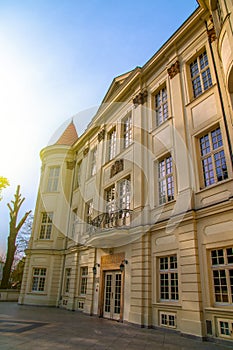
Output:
[{"xmin": 19, "ymin": 0, "xmax": 233, "ymax": 342}]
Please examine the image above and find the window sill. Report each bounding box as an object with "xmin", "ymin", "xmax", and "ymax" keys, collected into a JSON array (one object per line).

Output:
[
  {"xmin": 155, "ymin": 198, "xmax": 176, "ymax": 209},
  {"xmin": 197, "ymin": 177, "xmax": 232, "ymax": 194},
  {"xmin": 153, "ymin": 302, "xmax": 181, "ymax": 309},
  {"xmin": 185, "ymin": 84, "xmax": 215, "ymax": 108},
  {"xmin": 150, "ymin": 116, "xmax": 173, "ymax": 134},
  {"xmin": 28, "ymin": 292, "xmax": 47, "ymax": 295}
]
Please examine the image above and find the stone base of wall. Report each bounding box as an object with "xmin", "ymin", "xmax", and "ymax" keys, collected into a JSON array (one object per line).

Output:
[{"xmin": 0, "ymin": 289, "xmax": 20, "ymax": 302}]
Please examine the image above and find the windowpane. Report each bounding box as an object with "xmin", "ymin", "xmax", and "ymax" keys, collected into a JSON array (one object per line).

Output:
[
  {"xmin": 123, "ymin": 114, "xmax": 132, "ymax": 148},
  {"xmin": 108, "ymin": 129, "xmax": 116, "ymax": 161},
  {"xmin": 80, "ymin": 267, "xmax": 88, "ymax": 295},
  {"xmin": 158, "ymin": 155, "xmax": 174, "ymax": 204},
  {"xmin": 190, "ymin": 51, "xmax": 212, "ymax": 98},
  {"xmin": 155, "ymin": 87, "xmax": 168, "ymax": 126},
  {"xmin": 47, "ymin": 166, "xmax": 60, "ymax": 192},
  {"xmin": 32, "ymin": 268, "xmax": 46, "ymax": 292},
  {"xmin": 199, "ymin": 127, "xmax": 228, "ymax": 187},
  {"xmin": 159, "ymin": 255, "xmax": 178, "ymax": 301},
  {"xmin": 90, "ymin": 148, "xmax": 97, "ymax": 176},
  {"xmin": 39, "ymin": 212, "xmax": 53, "ymax": 239},
  {"xmin": 211, "ymin": 247, "xmax": 233, "ymax": 304}
]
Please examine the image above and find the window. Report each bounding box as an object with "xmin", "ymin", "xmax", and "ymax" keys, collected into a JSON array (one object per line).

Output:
[
  {"xmin": 105, "ymin": 185, "xmax": 116, "ymax": 214},
  {"xmin": 160, "ymin": 312, "xmax": 176, "ymax": 328},
  {"xmin": 80, "ymin": 267, "xmax": 88, "ymax": 295},
  {"xmin": 90, "ymin": 147, "xmax": 97, "ymax": 176},
  {"xmin": 159, "ymin": 255, "xmax": 178, "ymax": 301},
  {"xmin": 199, "ymin": 127, "xmax": 228, "ymax": 187},
  {"xmin": 217, "ymin": 319, "xmax": 233, "ymax": 339},
  {"xmin": 64, "ymin": 268, "xmax": 71, "ymax": 293},
  {"xmin": 155, "ymin": 86, "xmax": 168, "ymax": 126},
  {"xmin": 158, "ymin": 155, "xmax": 174, "ymax": 205},
  {"xmin": 47, "ymin": 166, "xmax": 60, "ymax": 192},
  {"xmin": 75, "ymin": 160, "xmax": 82, "ymax": 188},
  {"xmin": 39, "ymin": 212, "xmax": 53, "ymax": 239},
  {"xmin": 190, "ymin": 51, "xmax": 212, "ymax": 98},
  {"xmin": 211, "ymin": 247, "xmax": 233, "ymax": 304},
  {"xmin": 118, "ymin": 178, "xmax": 130, "ymax": 210},
  {"xmin": 108, "ymin": 128, "xmax": 117, "ymax": 161},
  {"xmin": 122, "ymin": 113, "xmax": 132, "ymax": 148},
  {"xmin": 32, "ymin": 268, "xmax": 46, "ymax": 292},
  {"xmin": 85, "ymin": 200, "xmax": 93, "ymax": 224}
]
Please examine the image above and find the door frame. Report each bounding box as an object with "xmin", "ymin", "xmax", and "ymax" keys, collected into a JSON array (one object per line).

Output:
[{"xmin": 98, "ymin": 252, "xmax": 125, "ymax": 322}]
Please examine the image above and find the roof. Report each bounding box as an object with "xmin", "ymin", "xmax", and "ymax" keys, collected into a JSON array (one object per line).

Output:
[{"xmin": 55, "ymin": 120, "xmax": 78, "ymax": 146}]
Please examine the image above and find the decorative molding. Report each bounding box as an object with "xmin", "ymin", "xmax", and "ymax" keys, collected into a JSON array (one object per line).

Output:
[
  {"xmin": 207, "ymin": 27, "xmax": 216, "ymax": 43},
  {"xmin": 83, "ymin": 147, "xmax": 89, "ymax": 156},
  {"xmin": 133, "ymin": 90, "xmax": 148, "ymax": 108},
  {"xmin": 167, "ymin": 60, "xmax": 180, "ymax": 79},
  {"xmin": 110, "ymin": 159, "xmax": 124, "ymax": 178},
  {"xmin": 98, "ymin": 129, "xmax": 105, "ymax": 142},
  {"xmin": 66, "ymin": 161, "xmax": 75, "ymax": 170}
]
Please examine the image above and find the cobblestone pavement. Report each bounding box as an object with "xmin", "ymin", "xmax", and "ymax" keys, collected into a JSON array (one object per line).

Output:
[{"xmin": 0, "ymin": 302, "xmax": 232, "ymax": 350}]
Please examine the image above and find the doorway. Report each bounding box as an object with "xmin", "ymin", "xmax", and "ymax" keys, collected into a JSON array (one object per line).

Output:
[{"xmin": 103, "ymin": 271, "xmax": 122, "ymax": 320}]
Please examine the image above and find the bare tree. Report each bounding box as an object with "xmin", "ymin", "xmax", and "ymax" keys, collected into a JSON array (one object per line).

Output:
[{"xmin": 0, "ymin": 185, "xmax": 31, "ymax": 289}]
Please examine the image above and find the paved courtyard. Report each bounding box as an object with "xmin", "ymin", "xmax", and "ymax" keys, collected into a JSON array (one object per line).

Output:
[{"xmin": 0, "ymin": 302, "xmax": 232, "ymax": 350}]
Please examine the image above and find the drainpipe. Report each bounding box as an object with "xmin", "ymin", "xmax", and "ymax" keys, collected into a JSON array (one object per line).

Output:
[{"xmin": 206, "ymin": 21, "xmax": 233, "ymax": 166}]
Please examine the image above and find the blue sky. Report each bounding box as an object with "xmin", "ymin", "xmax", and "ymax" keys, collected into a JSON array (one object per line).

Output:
[{"xmin": 0, "ymin": 0, "xmax": 198, "ymax": 255}]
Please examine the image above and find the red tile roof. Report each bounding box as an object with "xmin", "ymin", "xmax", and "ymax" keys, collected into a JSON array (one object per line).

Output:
[{"xmin": 55, "ymin": 120, "xmax": 78, "ymax": 146}]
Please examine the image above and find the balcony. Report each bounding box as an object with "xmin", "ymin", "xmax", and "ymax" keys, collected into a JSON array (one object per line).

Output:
[{"xmin": 89, "ymin": 209, "xmax": 132, "ymax": 233}]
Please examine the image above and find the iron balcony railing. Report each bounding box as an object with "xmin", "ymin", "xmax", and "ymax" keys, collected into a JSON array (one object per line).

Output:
[{"xmin": 89, "ymin": 209, "xmax": 132, "ymax": 232}]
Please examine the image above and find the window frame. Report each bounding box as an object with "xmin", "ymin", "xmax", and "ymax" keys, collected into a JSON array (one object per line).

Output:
[
  {"xmin": 210, "ymin": 247, "xmax": 233, "ymax": 305},
  {"xmin": 198, "ymin": 126, "xmax": 228, "ymax": 188},
  {"xmin": 90, "ymin": 147, "xmax": 97, "ymax": 177},
  {"xmin": 189, "ymin": 50, "xmax": 213, "ymax": 99},
  {"xmin": 31, "ymin": 267, "xmax": 47, "ymax": 292},
  {"xmin": 85, "ymin": 200, "xmax": 94, "ymax": 225},
  {"xmin": 79, "ymin": 266, "xmax": 88, "ymax": 296},
  {"xmin": 154, "ymin": 85, "xmax": 168, "ymax": 127},
  {"xmin": 47, "ymin": 166, "xmax": 60, "ymax": 192},
  {"xmin": 39, "ymin": 212, "xmax": 53, "ymax": 240},
  {"xmin": 158, "ymin": 154, "xmax": 175, "ymax": 205},
  {"xmin": 108, "ymin": 128, "xmax": 117, "ymax": 161},
  {"xmin": 122, "ymin": 112, "xmax": 133, "ymax": 149},
  {"xmin": 64, "ymin": 268, "xmax": 71, "ymax": 294},
  {"xmin": 159, "ymin": 255, "xmax": 179, "ymax": 302}
]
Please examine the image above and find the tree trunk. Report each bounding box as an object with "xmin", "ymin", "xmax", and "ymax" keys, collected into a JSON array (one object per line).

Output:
[
  {"xmin": 0, "ymin": 234, "xmax": 17, "ymax": 288},
  {"xmin": 0, "ymin": 185, "xmax": 31, "ymax": 289}
]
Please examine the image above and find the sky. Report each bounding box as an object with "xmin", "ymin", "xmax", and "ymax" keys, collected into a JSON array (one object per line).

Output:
[{"xmin": 0, "ymin": 0, "xmax": 198, "ymax": 255}]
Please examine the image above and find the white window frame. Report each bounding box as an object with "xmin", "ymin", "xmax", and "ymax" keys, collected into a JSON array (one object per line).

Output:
[
  {"xmin": 31, "ymin": 267, "xmax": 46, "ymax": 292},
  {"xmin": 158, "ymin": 155, "xmax": 174, "ymax": 205},
  {"xmin": 217, "ymin": 318, "xmax": 233, "ymax": 339},
  {"xmin": 160, "ymin": 311, "xmax": 177, "ymax": 329},
  {"xmin": 80, "ymin": 266, "xmax": 88, "ymax": 295},
  {"xmin": 39, "ymin": 212, "xmax": 53, "ymax": 239},
  {"xmin": 199, "ymin": 127, "xmax": 228, "ymax": 188},
  {"xmin": 90, "ymin": 147, "xmax": 97, "ymax": 177},
  {"xmin": 189, "ymin": 50, "xmax": 212, "ymax": 99},
  {"xmin": 118, "ymin": 178, "xmax": 131, "ymax": 210},
  {"xmin": 108, "ymin": 128, "xmax": 117, "ymax": 161},
  {"xmin": 122, "ymin": 113, "xmax": 132, "ymax": 149},
  {"xmin": 211, "ymin": 247, "xmax": 233, "ymax": 304},
  {"xmin": 159, "ymin": 255, "xmax": 179, "ymax": 302},
  {"xmin": 85, "ymin": 200, "xmax": 94, "ymax": 224},
  {"xmin": 47, "ymin": 166, "xmax": 60, "ymax": 192},
  {"xmin": 64, "ymin": 268, "xmax": 71, "ymax": 294},
  {"xmin": 155, "ymin": 86, "xmax": 168, "ymax": 126}
]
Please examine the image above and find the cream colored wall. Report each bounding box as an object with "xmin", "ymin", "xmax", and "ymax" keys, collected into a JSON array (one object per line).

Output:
[{"xmin": 20, "ymin": 1, "xmax": 233, "ymax": 341}]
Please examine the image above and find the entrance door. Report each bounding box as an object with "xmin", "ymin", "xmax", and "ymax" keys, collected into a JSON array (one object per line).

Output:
[{"xmin": 103, "ymin": 271, "xmax": 122, "ymax": 320}]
